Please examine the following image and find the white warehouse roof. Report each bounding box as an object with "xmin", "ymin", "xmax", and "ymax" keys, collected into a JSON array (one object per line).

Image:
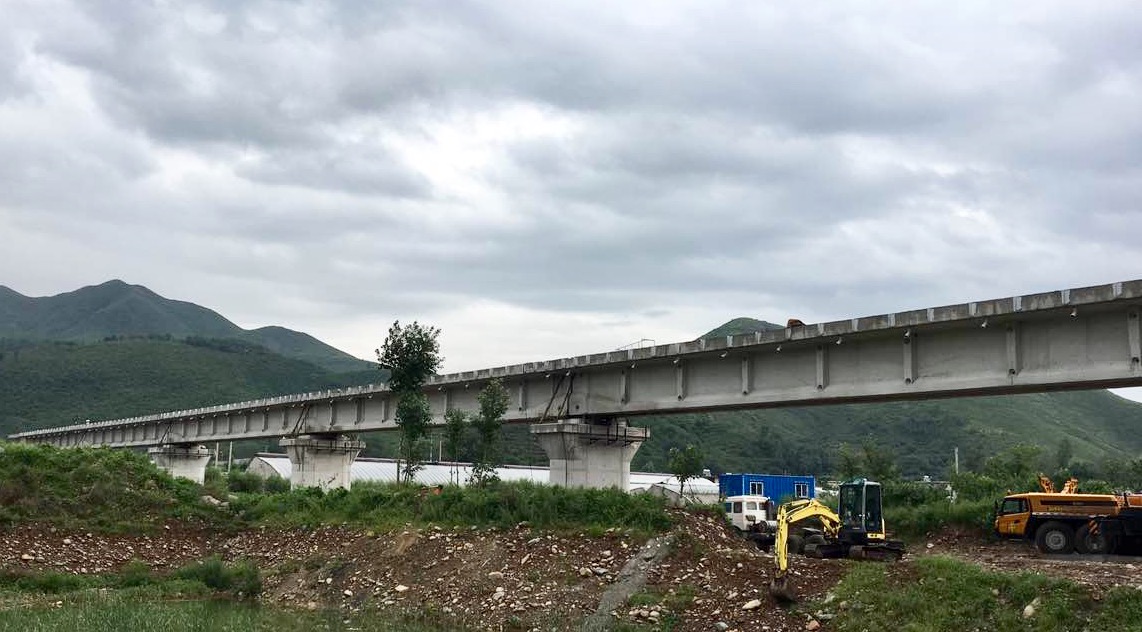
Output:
[{"xmin": 248, "ymin": 453, "xmax": 720, "ymax": 496}]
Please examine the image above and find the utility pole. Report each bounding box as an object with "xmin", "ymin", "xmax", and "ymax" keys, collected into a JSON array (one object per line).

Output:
[{"xmin": 954, "ymin": 447, "xmax": 960, "ymax": 475}]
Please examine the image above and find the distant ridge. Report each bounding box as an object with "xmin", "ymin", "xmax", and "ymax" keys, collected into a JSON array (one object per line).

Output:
[
  {"xmin": 701, "ymin": 317, "xmax": 784, "ymax": 340},
  {"xmin": 0, "ymin": 281, "xmax": 372, "ymax": 373}
]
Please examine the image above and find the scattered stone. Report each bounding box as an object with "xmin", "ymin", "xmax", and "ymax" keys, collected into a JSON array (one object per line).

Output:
[
  {"xmin": 488, "ymin": 571, "xmax": 504, "ymax": 579},
  {"xmin": 714, "ymin": 622, "xmax": 730, "ymax": 631},
  {"xmin": 743, "ymin": 599, "xmax": 762, "ymax": 610},
  {"xmin": 805, "ymin": 620, "xmax": 821, "ymax": 631},
  {"xmin": 395, "ymin": 584, "xmax": 409, "ymax": 593}
]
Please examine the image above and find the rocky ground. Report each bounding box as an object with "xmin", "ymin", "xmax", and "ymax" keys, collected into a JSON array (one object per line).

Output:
[{"xmin": 3, "ymin": 516, "xmax": 1142, "ymax": 632}]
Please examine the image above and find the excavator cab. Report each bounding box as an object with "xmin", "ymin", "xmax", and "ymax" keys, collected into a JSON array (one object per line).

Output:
[{"xmin": 837, "ymin": 478, "xmax": 886, "ymax": 544}]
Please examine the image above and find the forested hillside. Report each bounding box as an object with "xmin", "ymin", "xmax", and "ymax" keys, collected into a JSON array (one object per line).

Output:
[
  {"xmin": 628, "ymin": 390, "xmax": 1142, "ymax": 478},
  {"xmin": 0, "ymin": 338, "xmax": 377, "ymax": 435},
  {"xmin": 0, "ymin": 281, "xmax": 371, "ymax": 372}
]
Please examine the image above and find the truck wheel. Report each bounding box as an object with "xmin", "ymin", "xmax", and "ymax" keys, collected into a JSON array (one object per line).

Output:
[
  {"xmin": 786, "ymin": 534, "xmax": 805, "ymax": 556},
  {"xmin": 1035, "ymin": 521, "xmax": 1075, "ymax": 554},
  {"xmin": 1075, "ymin": 525, "xmax": 1108, "ymax": 555}
]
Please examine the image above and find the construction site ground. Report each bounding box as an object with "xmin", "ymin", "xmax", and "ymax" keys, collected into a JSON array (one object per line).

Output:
[{"xmin": 3, "ymin": 514, "xmax": 1142, "ymax": 632}]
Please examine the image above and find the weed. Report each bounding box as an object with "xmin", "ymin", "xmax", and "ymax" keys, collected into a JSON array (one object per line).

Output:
[
  {"xmin": 627, "ymin": 591, "xmax": 660, "ymax": 607},
  {"xmin": 171, "ymin": 557, "xmax": 262, "ymax": 599},
  {"xmin": 662, "ymin": 584, "xmax": 697, "ymax": 611}
]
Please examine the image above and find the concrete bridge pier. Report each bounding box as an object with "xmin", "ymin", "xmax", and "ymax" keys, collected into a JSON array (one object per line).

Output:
[
  {"xmin": 530, "ymin": 419, "xmax": 648, "ymax": 489},
  {"xmin": 280, "ymin": 433, "xmax": 365, "ymax": 491},
  {"xmin": 148, "ymin": 444, "xmax": 212, "ymax": 484}
]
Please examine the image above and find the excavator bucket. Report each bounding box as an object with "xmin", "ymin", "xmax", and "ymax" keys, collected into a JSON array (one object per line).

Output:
[{"xmin": 768, "ymin": 576, "xmax": 797, "ymax": 603}]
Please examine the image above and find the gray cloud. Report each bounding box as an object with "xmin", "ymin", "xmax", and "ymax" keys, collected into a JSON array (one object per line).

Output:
[{"xmin": 1, "ymin": 0, "xmax": 1141, "ymax": 373}]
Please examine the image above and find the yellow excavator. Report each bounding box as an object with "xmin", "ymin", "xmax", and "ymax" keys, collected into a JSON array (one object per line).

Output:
[{"xmin": 770, "ymin": 478, "xmax": 905, "ymax": 602}]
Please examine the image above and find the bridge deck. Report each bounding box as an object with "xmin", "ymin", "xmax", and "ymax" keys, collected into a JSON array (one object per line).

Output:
[{"xmin": 10, "ymin": 279, "xmax": 1142, "ymax": 448}]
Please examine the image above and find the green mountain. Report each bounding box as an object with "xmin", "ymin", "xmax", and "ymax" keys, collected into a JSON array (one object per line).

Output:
[
  {"xmin": 0, "ymin": 281, "xmax": 372, "ymax": 373},
  {"xmin": 0, "ymin": 338, "xmax": 378, "ymax": 434},
  {"xmin": 701, "ymin": 317, "xmax": 784, "ymax": 339}
]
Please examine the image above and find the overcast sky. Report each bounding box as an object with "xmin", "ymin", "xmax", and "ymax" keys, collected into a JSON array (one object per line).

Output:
[{"xmin": 2, "ymin": 2, "xmax": 1141, "ymax": 398}]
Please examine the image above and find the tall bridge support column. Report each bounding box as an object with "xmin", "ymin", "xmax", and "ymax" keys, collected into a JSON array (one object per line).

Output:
[
  {"xmin": 148, "ymin": 444, "xmax": 212, "ymax": 484},
  {"xmin": 280, "ymin": 434, "xmax": 365, "ymax": 491},
  {"xmin": 530, "ymin": 419, "xmax": 648, "ymax": 489}
]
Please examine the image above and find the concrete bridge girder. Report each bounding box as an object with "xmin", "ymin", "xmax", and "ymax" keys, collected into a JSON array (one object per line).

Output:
[{"xmin": 10, "ymin": 279, "xmax": 1142, "ymax": 489}]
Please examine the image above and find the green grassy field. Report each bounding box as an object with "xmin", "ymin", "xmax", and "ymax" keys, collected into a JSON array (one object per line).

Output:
[
  {"xmin": 817, "ymin": 556, "xmax": 1142, "ymax": 632},
  {"xmin": 0, "ymin": 597, "xmax": 457, "ymax": 632}
]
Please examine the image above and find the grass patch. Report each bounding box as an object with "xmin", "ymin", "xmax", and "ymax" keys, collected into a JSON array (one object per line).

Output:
[
  {"xmin": 0, "ymin": 597, "xmax": 463, "ymax": 632},
  {"xmin": 0, "ymin": 557, "xmax": 261, "ymax": 600},
  {"xmin": 230, "ymin": 480, "xmax": 675, "ymax": 534},
  {"xmin": 0, "ymin": 442, "xmax": 233, "ymax": 533},
  {"xmin": 818, "ymin": 556, "xmax": 1142, "ymax": 632}
]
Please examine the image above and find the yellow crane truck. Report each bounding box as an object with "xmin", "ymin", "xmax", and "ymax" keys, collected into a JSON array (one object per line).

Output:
[{"xmin": 994, "ymin": 491, "xmax": 1125, "ymax": 554}]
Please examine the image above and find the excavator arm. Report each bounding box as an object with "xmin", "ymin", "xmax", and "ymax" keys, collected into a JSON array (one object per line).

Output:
[{"xmin": 770, "ymin": 498, "xmax": 841, "ymax": 601}]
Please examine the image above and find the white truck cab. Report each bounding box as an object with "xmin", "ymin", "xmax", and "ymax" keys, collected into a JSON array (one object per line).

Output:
[{"xmin": 724, "ymin": 494, "xmax": 776, "ymax": 532}]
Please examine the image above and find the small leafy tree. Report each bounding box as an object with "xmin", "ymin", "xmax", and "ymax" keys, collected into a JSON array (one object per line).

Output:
[
  {"xmin": 470, "ymin": 378, "xmax": 509, "ymax": 487},
  {"xmin": 442, "ymin": 408, "xmax": 469, "ymax": 484},
  {"xmin": 394, "ymin": 391, "xmax": 432, "ymax": 482},
  {"xmin": 376, "ymin": 321, "xmax": 442, "ymax": 484},
  {"xmin": 982, "ymin": 443, "xmax": 1041, "ymax": 482},
  {"xmin": 1055, "ymin": 438, "xmax": 1074, "ymax": 471},
  {"xmin": 836, "ymin": 440, "xmax": 899, "ymax": 482},
  {"xmin": 669, "ymin": 444, "xmax": 704, "ymax": 497}
]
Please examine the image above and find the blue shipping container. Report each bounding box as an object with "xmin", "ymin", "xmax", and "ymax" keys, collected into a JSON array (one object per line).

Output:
[{"xmin": 718, "ymin": 473, "xmax": 815, "ymax": 502}]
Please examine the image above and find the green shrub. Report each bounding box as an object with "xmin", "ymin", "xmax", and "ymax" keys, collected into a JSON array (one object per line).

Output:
[
  {"xmin": 263, "ymin": 475, "xmax": 291, "ymax": 494},
  {"xmin": 117, "ymin": 560, "xmax": 154, "ymax": 588},
  {"xmin": 172, "ymin": 557, "xmax": 261, "ymax": 599},
  {"xmin": 886, "ymin": 498, "xmax": 994, "ymax": 538},
  {"xmin": 202, "ymin": 466, "xmax": 229, "ymax": 499},
  {"xmin": 883, "ymin": 480, "xmax": 948, "ymax": 506},
  {"xmin": 226, "ymin": 469, "xmax": 265, "ymax": 494},
  {"xmin": 0, "ymin": 570, "xmax": 98, "ymax": 593}
]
